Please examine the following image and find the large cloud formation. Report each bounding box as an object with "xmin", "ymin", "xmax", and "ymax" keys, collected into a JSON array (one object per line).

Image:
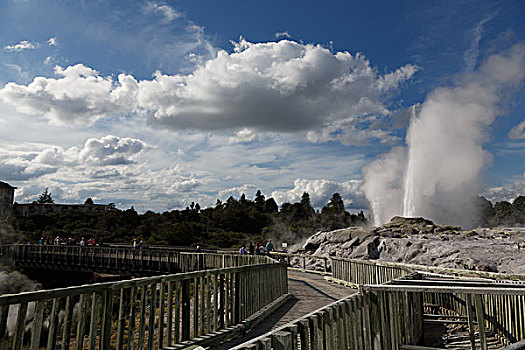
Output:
[
  {"xmin": 0, "ymin": 135, "xmax": 147, "ymax": 182},
  {"xmin": 271, "ymin": 178, "xmax": 368, "ymax": 209},
  {"xmin": 0, "ymin": 39, "xmax": 416, "ymax": 140}
]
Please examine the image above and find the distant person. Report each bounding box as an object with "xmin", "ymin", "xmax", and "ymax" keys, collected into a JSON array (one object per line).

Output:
[
  {"xmin": 239, "ymin": 244, "xmax": 248, "ymax": 255},
  {"xmin": 258, "ymin": 244, "xmax": 266, "ymax": 255},
  {"xmin": 80, "ymin": 238, "xmax": 86, "ymax": 247},
  {"xmin": 255, "ymin": 242, "xmax": 260, "ymax": 255},
  {"xmin": 132, "ymin": 238, "xmax": 137, "ymax": 249},
  {"xmin": 138, "ymin": 238, "xmax": 144, "ymax": 250},
  {"xmin": 266, "ymin": 239, "xmax": 274, "ymax": 254},
  {"xmin": 195, "ymin": 245, "xmax": 202, "ymax": 253},
  {"xmin": 249, "ymin": 242, "xmax": 255, "ymax": 255},
  {"xmin": 39, "ymin": 237, "xmax": 44, "ymax": 246}
]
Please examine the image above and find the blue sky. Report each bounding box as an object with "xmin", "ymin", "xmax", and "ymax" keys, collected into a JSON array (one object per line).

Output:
[{"xmin": 0, "ymin": 0, "xmax": 524, "ymax": 213}]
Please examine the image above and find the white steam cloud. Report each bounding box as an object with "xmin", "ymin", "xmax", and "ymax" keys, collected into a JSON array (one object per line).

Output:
[{"xmin": 363, "ymin": 44, "xmax": 525, "ymax": 228}]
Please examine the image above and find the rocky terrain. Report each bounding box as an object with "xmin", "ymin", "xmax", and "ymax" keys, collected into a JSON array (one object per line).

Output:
[{"xmin": 290, "ymin": 216, "xmax": 525, "ymax": 275}]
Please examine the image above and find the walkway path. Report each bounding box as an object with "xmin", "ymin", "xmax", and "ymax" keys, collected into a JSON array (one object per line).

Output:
[{"xmin": 216, "ymin": 270, "xmax": 356, "ymax": 349}]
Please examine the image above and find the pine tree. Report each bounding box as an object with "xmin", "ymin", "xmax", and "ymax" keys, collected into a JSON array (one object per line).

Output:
[{"xmin": 37, "ymin": 188, "xmax": 54, "ymax": 204}]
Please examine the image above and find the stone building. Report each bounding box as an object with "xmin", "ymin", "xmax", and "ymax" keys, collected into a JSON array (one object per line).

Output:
[{"xmin": 0, "ymin": 181, "xmax": 16, "ymax": 218}]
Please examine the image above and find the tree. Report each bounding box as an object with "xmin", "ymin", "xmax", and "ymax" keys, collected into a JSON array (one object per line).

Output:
[
  {"xmin": 322, "ymin": 193, "xmax": 345, "ymax": 214},
  {"xmin": 300, "ymin": 192, "xmax": 315, "ymax": 218},
  {"xmin": 513, "ymin": 196, "xmax": 525, "ymax": 213},
  {"xmin": 254, "ymin": 190, "xmax": 265, "ymax": 206},
  {"xmin": 84, "ymin": 198, "xmax": 94, "ymax": 205},
  {"xmin": 37, "ymin": 188, "xmax": 54, "ymax": 204},
  {"xmin": 263, "ymin": 198, "xmax": 278, "ymax": 213}
]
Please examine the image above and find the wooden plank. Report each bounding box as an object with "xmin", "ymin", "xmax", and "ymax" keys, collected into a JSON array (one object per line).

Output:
[
  {"xmin": 465, "ymin": 294, "xmax": 476, "ymax": 350},
  {"xmin": 200, "ymin": 276, "xmax": 205, "ymax": 336},
  {"xmin": 0, "ymin": 305, "xmax": 9, "ymax": 350},
  {"xmin": 193, "ymin": 278, "xmax": 199, "ymax": 338},
  {"xmin": 299, "ymin": 318, "xmax": 311, "ymax": 350},
  {"xmin": 75, "ymin": 294, "xmax": 88, "ymax": 350},
  {"xmin": 158, "ymin": 282, "xmax": 165, "ymax": 350},
  {"xmin": 138, "ymin": 286, "xmax": 147, "ymax": 350},
  {"xmin": 116, "ymin": 289, "xmax": 127, "ymax": 350},
  {"xmin": 173, "ymin": 281, "xmax": 181, "ymax": 344},
  {"xmin": 88, "ymin": 293, "xmax": 99, "ymax": 350},
  {"xmin": 148, "ymin": 284, "xmax": 157, "ymax": 350},
  {"xmin": 166, "ymin": 282, "xmax": 173, "ymax": 346},
  {"xmin": 474, "ymin": 294, "xmax": 488, "ymax": 350},
  {"xmin": 272, "ymin": 330, "xmax": 293, "ymax": 350},
  {"xmin": 47, "ymin": 298, "xmax": 60, "ymax": 350},
  {"xmin": 127, "ymin": 286, "xmax": 137, "ymax": 350},
  {"xmin": 181, "ymin": 279, "xmax": 190, "ymax": 341},
  {"xmin": 13, "ymin": 302, "xmax": 28, "ymax": 350},
  {"xmin": 30, "ymin": 301, "xmax": 45, "ymax": 350},
  {"xmin": 62, "ymin": 296, "xmax": 74, "ymax": 350},
  {"xmin": 101, "ymin": 290, "xmax": 114, "ymax": 350}
]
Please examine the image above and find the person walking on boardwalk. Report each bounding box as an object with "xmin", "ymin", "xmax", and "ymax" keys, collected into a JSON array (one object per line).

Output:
[
  {"xmin": 266, "ymin": 239, "xmax": 274, "ymax": 255},
  {"xmin": 239, "ymin": 244, "xmax": 248, "ymax": 255},
  {"xmin": 249, "ymin": 242, "xmax": 255, "ymax": 255}
]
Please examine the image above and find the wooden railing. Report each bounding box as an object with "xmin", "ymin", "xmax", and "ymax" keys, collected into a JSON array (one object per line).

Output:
[
  {"xmin": 0, "ymin": 261, "xmax": 288, "ymax": 350},
  {"xmin": 235, "ymin": 254, "xmax": 525, "ymax": 349},
  {"xmin": 0, "ymin": 245, "xmax": 272, "ymax": 275},
  {"xmin": 231, "ymin": 276, "xmax": 424, "ymax": 349},
  {"xmin": 331, "ymin": 257, "xmax": 413, "ymax": 286},
  {"xmin": 271, "ymin": 252, "xmax": 330, "ymax": 275}
]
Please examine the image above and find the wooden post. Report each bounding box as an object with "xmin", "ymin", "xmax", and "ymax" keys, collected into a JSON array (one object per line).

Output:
[
  {"xmin": 116, "ymin": 289, "xmax": 127, "ymax": 350},
  {"xmin": 127, "ymin": 287, "xmax": 137, "ymax": 350},
  {"xmin": 88, "ymin": 293, "xmax": 100, "ymax": 350},
  {"xmin": 219, "ymin": 274, "xmax": 225, "ymax": 329},
  {"xmin": 158, "ymin": 282, "xmax": 165, "ymax": 349},
  {"xmin": 181, "ymin": 279, "xmax": 191, "ymax": 340},
  {"xmin": 474, "ymin": 294, "xmax": 488, "ymax": 350},
  {"xmin": 47, "ymin": 298, "xmax": 60, "ymax": 350},
  {"xmin": 166, "ymin": 282, "xmax": 173, "ymax": 346},
  {"xmin": 465, "ymin": 294, "xmax": 477, "ymax": 350},
  {"xmin": 101, "ymin": 290, "xmax": 114, "ymax": 350},
  {"xmin": 62, "ymin": 296, "xmax": 74, "ymax": 350},
  {"xmin": 147, "ymin": 284, "xmax": 156, "ymax": 350},
  {"xmin": 272, "ymin": 330, "xmax": 293, "ymax": 350},
  {"xmin": 138, "ymin": 287, "xmax": 147, "ymax": 350},
  {"xmin": 30, "ymin": 301, "xmax": 45, "ymax": 350},
  {"xmin": 13, "ymin": 302, "xmax": 28, "ymax": 350}
]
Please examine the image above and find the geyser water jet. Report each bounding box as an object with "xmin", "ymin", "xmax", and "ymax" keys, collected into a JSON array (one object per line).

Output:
[{"xmin": 363, "ymin": 44, "xmax": 525, "ymax": 227}]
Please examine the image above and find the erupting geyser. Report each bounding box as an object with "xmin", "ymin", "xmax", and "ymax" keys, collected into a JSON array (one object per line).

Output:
[{"xmin": 363, "ymin": 44, "xmax": 525, "ymax": 228}]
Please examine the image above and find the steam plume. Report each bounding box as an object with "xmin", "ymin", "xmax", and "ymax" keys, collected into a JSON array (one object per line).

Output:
[{"xmin": 363, "ymin": 44, "xmax": 525, "ymax": 227}]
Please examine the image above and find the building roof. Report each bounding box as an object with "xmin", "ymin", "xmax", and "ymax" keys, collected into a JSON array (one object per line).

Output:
[{"xmin": 0, "ymin": 181, "xmax": 16, "ymax": 189}]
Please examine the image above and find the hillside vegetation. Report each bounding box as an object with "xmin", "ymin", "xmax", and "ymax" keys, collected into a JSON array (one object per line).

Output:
[{"xmin": 11, "ymin": 191, "xmax": 366, "ymax": 248}]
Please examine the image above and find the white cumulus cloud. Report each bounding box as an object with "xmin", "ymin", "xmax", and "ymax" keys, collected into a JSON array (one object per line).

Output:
[
  {"xmin": 4, "ymin": 40, "xmax": 36, "ymax": 52},
  {"xmin": 0, "ymin": 64, "xmax": 138, "ymax": 125},
  {"xmin": 509, "ymin": 119, "xmax": 525, "ymax": 140},
  {"xmin": 67, "ymin": 135, "xmax": 148, "ymax": 166},
  {"xmin": 0, "ymin": 39, "xmax": 417, "ymax": 146},
  {"xmin": 271, "ymin": 178, "xmax": 368, "ymax": 209}
]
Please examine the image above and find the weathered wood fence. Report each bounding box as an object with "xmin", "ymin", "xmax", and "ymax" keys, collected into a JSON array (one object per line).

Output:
[
  {"xmin": 231, "ymin": 276, "xmax": 424, "ymax": 350},
  {"xmin": 0, "ymin": 261, "xmax": 287, "ymax": 350},
  {"xmin": 234, "ymin": 253, "xmax": 525, "ymax": 349},
  {"xmin": 0, "ymin": 245, "xmax": 271, "ymax": 275}
]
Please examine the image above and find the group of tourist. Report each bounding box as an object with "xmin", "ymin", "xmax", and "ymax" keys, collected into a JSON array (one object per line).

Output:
[
  {"xmin": 131, "ymin": 238, "xmax": 145, "ymax": 250},
  {"xmin": 239, "ymin": 240, "xmax": 274, "ymax": 255},
  {"xmin": 38, "ymin": 236, "xmax": 102, "ymax": 247}
]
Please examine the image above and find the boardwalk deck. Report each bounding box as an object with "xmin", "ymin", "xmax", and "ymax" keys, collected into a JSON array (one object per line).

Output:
[{"xmin": 216, "ymin": 270, "xmax": 356, "ymax": 349}]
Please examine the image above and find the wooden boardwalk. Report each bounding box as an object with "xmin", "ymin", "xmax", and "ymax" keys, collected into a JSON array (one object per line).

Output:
[{"xmin": 216, "ymin": 270, "xmax": 356, "ymax": 349}]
